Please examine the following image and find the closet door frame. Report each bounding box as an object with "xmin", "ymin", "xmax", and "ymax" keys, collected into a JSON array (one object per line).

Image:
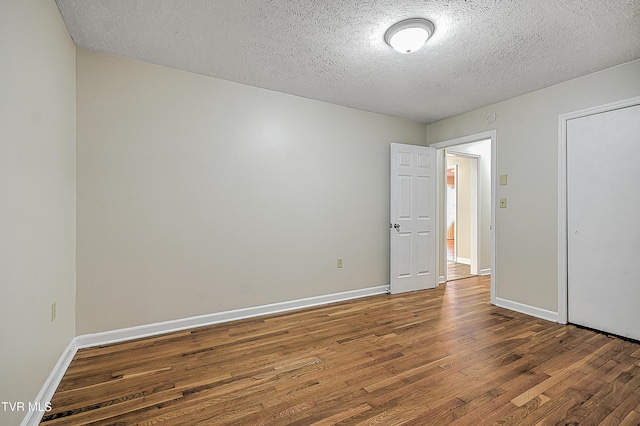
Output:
[{"xmin": 557, "ymin": 95, "xmax": 640, "ymax": 324}]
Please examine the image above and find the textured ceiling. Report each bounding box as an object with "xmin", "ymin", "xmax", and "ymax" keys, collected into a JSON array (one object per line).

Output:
[{"xmin": 56, "ymin": 0, "xmax": 640, "ymax": 124}]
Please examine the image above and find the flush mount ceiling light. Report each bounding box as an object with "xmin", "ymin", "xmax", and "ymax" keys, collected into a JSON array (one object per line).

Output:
[{"xmin": 384, "ymin": 18, "xmax": 435, "ymax": 54}]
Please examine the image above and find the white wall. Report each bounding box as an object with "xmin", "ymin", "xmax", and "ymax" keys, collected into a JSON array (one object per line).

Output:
[
  {"xmin": 76, "ymin": 50, "xmax": 427, "ymax": 334},
  {"xmin": 0, "ymin": 1, "xmax": 76, "ymax": 424},
  {"xmin": 427, "ymin": 59, "xmax": 640, "ymax": 315}
]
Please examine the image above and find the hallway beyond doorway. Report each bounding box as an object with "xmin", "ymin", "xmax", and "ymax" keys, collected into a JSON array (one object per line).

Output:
[{"xmin": 447, "ymin": 238, "xmax": 475, "ymax": 281}]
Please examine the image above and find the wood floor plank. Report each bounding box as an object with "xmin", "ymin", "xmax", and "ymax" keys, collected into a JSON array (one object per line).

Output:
[
  {"xmin": 41, "ymin": 276, "xmax": 640, "ymax": 425},
  {"xmin": 619, "ymin": 409, "xmax": 640, "ymax": 426}
]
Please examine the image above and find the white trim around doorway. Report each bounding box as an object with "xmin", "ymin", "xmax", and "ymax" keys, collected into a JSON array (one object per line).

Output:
[{"xmin": 430, "ymin": 130, "xmax": 496, "ymax": 305}]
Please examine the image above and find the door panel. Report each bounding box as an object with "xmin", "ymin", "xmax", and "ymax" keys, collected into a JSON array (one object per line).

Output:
[
  {"xmin": 399, "ymin": 176, "xmax": 412, "ymax": 218},
  {"xmin": 390, "ymin": 143, "xmax": 437, "ymax": 293},
  {"xmin": 397, "ymin": 233, "xmax": 412, "ymax": 278},
  {"xmin": 567, "ymin": 104, "xmax": 640, "ymax": 341},
  {"xmin": 416, "ymin": 232, "xmax": 431, "ymax": 274}
]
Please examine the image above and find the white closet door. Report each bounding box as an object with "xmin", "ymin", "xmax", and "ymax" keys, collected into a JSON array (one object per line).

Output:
[{"xmin": 567, "ymin": 104, "xmax": 640, "ymax": 341}]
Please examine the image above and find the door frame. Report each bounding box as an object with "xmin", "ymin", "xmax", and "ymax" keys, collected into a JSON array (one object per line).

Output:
[
  {"xmin": 431, "ymin": 130, "xmax": 496, "ymax": 304},
  {"xmin": 557, "ymin": 95, "xmax": 640, "ymax": 324}
]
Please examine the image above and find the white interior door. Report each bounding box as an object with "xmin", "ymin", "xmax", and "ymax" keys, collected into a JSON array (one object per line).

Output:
[
  {"xmin": 390, "ymin": 143, "xmax": 437, "ymax": 293},
  {"xmin": 567, "ymin": 103, "xmax": 640, "ymax": 341}
]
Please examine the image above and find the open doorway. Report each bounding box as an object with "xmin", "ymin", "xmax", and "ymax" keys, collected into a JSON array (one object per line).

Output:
[
  {"xmin": 446, "ymin": 163, "xmax": 457, "ymax": 262},
  {"xmin": 431, "ymin": 133, "xmax": 494, "ymax": 297},
  {"xmin": 446, "ymin": 152, "xmax": 478, "ymax": 281}
]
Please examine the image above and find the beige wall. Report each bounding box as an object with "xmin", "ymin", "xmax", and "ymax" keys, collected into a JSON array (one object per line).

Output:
[
  {"xmin": 76, "ymin": 50, "xmax": 427, "ymax": 334},
  {"xmin": 0, "ymin": 1, "xmax": 76, "ymax": 424},
  {"xmin": 427, "ymin": 59, "xmax": 640, "ymax": 313}
]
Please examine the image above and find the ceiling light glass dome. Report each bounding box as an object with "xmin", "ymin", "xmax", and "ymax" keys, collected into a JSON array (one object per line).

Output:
[{"xmin": 385, "ymin": 18, "xmax": 435, "ymax": 54}]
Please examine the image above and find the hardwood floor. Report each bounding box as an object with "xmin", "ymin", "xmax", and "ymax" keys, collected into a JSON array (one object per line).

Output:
[
  {"xmin": 42, "ymin": 276, "xmax": 640, "ymax": 425},
  {"xmin": 447, "ymin": 261, "xmax": 473, "ymax": 281},
  {"xmin": 447, "ymin": 239, "xmax": 475, "ymax": 281}
]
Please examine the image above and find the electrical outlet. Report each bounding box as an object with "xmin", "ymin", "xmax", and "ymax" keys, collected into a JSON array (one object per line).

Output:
[
  {"xmin": 337, "ymin": 258, "xmax": 343, "ymax": 268},
  {"xmin": 51, "ymin": 302, "xmax": 56, "ymax": 322},
  {"xmin": 499, "ymin": 198, "xmax": 507, "ymax": 208}
]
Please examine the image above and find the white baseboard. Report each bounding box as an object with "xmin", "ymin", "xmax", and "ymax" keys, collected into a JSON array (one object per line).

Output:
[
  {"xmin": 76, "ymin": 285, "xmax": 390, "ymax": 349},
  {"xmin": 455, "ymin": 257, "xmax": 471, "ymax": 265},
  {"xmin": 438, "ymin": 275, "xmax": 446, "ymax": 284},
  {"xmin": 479, "ymin": 268, "xmax": 491, "ymax": 276},
  {"xmin": 21, "ymin": 338, "xmax": 78, "ymax": 426},
  {"xmin": 494, "ymin": 297, "xmax": 559, "ymax": 323}
]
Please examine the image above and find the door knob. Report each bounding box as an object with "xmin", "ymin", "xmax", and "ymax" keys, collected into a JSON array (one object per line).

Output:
[{"xmin": 390, "ymin": 223, "xmax": 400, "ymax": 231}]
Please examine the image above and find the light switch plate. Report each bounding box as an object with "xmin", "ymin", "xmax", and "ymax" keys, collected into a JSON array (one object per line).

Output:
[
  {"xmin": 499, "ymin": 174, "xmax": 508, "ymax": 186},
  {"xmin": 499, "ymin": 198, "xmax": 507, "ymax": 208}
]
